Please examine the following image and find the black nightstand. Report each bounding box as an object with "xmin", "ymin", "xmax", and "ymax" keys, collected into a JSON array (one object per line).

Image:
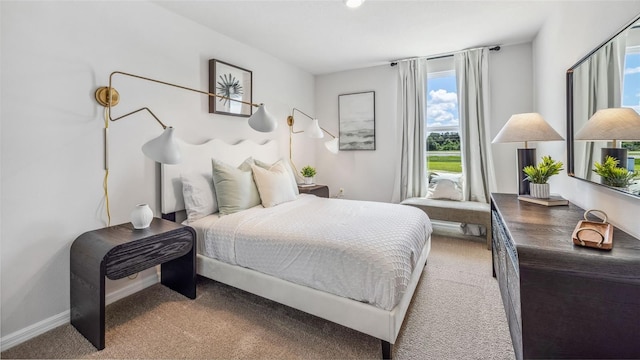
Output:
[
  {"xmin": 70, "ymin": 218, "xmax": 195, "ymax": 350},
  {"xmin": 298, "ymin": 184, "xmax": 329, "ymax": 198}
]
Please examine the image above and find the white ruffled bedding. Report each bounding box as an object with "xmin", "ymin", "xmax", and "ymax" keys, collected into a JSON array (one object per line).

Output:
[{"xmin": 189, "ymin": 195, "xmax": 432, "ymax": 310}]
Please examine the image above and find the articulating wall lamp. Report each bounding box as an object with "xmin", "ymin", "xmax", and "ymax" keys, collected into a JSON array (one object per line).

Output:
[
  {"xmin": 95, "ymin": 71, "xmax": 278, "ymax": 166},
  {"xmin": 286, "ymin": 108, "xmax": 338, "ymax": 178},
  {"xmin": 287, "ymin": 107, "xmax": 339, "ymax": 158},
  {"xmin": 95, "ymin": 71, "xmax": 278, "ymax": 225}
]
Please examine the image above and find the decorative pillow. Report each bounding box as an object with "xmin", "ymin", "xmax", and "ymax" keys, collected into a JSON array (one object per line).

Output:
[
  {"xmin": 181, "ymin": 172, "xmax": 217, "ymax": 223},
  {"xmin": 254, "ymin": 158, "xmax": 299, "ymax": 195},
  {"xmin": 427, "ymin": 173, "xmax": 463, "ymax": 201},
  {"xmin": 251, "ymin": 163, "xmax": 297, "ymax": 207},
  {"xmin": 211, "ymin": 157, "xmax": 261, "ymax": 215}
]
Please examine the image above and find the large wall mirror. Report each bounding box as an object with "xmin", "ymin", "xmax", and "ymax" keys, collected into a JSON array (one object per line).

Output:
[{"xmin": 567, "ymin": 13, "xmax": 640, "ymax": 197}]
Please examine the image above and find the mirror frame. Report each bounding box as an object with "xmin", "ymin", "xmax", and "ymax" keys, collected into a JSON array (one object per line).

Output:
[{"xmin": 566, "ymin": 13, "xmax": 640, "ymax": 198}]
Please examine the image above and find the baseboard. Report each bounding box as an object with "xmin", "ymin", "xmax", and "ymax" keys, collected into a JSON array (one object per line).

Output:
[
  {"xmin": 0, "ymin": 310, "xmax": 70, "ymax": 352},
  {"xmin": 0, "ymin": 272, "xmax": 159, "ymax": 351}
]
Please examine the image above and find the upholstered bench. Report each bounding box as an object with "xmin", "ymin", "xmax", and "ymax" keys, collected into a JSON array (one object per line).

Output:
[{"xmin": 401, "ymin": 198, "xmax": 491, "ymax": 249}]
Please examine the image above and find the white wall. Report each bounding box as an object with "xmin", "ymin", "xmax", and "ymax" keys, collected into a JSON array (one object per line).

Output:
[
  {"xmin": 314, "ymin": 43, "xmax": 533, "ymax": 201},
  {"xmin": 488, "ymin": 43, "xmax": 534, "ymax": 194},
  {"xmin": 532, "ymin": 1, "xmax": 640, "ymax": 238},
  {"xmin": 0, "ymin": 1, "xmax": 314, "ymax": 341},
  {"xmin": 314, "ymin": 65, "xmax": 397, "ymax": 201}
]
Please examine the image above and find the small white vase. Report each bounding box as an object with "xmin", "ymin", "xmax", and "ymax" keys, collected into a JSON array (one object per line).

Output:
[
  {"xmin": 529, "ymin": 183, "xmax": 550, "ymax": 199},
  {"xmin": 130, "ymin": 204, "xmax": 153, "ymax": 229},
  {"xmin": 304, "ymin": 177, "xmax": 314, "ymax": 185}
]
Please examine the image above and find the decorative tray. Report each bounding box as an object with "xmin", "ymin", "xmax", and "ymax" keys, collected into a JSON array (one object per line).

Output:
[{"xmin": 571, "ymin": 209, "xmax": 613, "ymax": 250}]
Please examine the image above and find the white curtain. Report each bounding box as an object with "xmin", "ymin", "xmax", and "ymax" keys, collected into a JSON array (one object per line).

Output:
[
  {"xmin": 392, "ymin": 59, "xmax": 428, "ymax": 203},
  {"xmin": 455, "ymin": 48, "xmax": 496, "ymax": 203},
  {"xmin": 455, "ymin": 48, "xmax": 496, "ymax": 235},
  {"xmin": 573, "ymin": 34, "xmax": 626, "ymax": 179}
]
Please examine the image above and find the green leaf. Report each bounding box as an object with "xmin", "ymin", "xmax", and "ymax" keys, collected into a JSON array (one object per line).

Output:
[
  {"xmin": 522, "ymin": 155, "xmax": 563, "ymax": 184},
  {"xmin": 592, "ymin": 156, "xmax": 638, "ymax": 187}
]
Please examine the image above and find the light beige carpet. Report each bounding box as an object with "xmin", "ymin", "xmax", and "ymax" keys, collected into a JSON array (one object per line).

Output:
[{"xmin": 1, "ymin": 234, "xmax": 514, "ymax": 359}]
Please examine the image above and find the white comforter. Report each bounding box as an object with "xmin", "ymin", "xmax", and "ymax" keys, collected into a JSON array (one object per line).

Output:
[{"xmin": 194, "ymin": 195, "xmax": 432, "ymax": 310}]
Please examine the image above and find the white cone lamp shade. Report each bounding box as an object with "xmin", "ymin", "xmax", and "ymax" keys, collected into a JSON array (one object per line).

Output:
[
  {"xmin": 492, "ymin": 113, "xmax": 564, "ymax": 145},
  {"xmin": 306, "ymin": 119, "xmax": 325, "ymax": 139},
  {"xmin": 141, "ymin": 127, "xmax": 181, "ymax": 164},
  {"xmin": 324, "ymin": 138, "xmax": 339, "ymax": 154},
  {"xmin": 575, "ymin": 107, "xmax": 640, "ymax": 166},
  {"xmin": 248, "ymin": 104, "xmax": 278, "ymax": 133},
  {"xmin": 574, "ymin": 108, "xmax": 640, "ymax": 144}
]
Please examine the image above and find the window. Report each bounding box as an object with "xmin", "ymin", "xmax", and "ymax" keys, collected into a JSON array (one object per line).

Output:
[
  {"xmin": 426, "ymin": 66, "xmax": 461, "ymax": 175},
  {"xmin": 622, "ymin": 46, "xmax": 640, "ymax": 171}
]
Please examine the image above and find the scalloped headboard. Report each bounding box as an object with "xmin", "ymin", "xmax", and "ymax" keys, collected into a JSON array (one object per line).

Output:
[{"xmin": 160, "ymin": 138, "xmax": 279, "ymax": 215}]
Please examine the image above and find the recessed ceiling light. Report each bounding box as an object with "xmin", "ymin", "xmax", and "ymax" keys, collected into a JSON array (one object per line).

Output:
[{"xmin": 344, "ymin": 0, "xmax": 365, "ymax": 9}]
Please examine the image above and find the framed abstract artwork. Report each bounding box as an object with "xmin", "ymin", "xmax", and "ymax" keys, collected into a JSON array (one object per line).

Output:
[
  {"xmin": 338, "ymin": 91, "xmax": 375, "ymax": 150},
  {"xmin": 208, "ymin": 59, "xmax": 253, "ymax": 117}
]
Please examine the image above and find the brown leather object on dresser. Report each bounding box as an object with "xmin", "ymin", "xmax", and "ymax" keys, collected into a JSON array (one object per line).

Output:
[{"xmin": 491, "ymin": 193, "xmax": 640, "ymax": 359}]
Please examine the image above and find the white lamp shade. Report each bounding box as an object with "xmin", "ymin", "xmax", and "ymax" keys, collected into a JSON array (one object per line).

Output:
[
  {"xmin": 141, "ymin": 126, "xmax": 181, "ymax": 164},
  {"xmin": 574, "ymin": 108, "xmax": 640, "ymax": 141},
  {"xmin": 306, "ymin": 119, "xmax": 325, "ymax": 139},
  {"xmin": 492, "ymin": 113, "xmax": 564, "ymax": 144},
  {"xmin": 248, "ymin": 104, "xmax": 278, "ymax": 133},
  {"xmin": 324, "ymin": 137, "xmax": 339, "ymax": 154}
]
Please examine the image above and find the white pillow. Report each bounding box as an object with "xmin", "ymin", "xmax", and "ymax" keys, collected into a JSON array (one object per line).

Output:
[
  {"xmin": 251, "ymin": 162, "xmax": 297, "ymax": 207},
  {"xmin": 211, "ymin": 157, "xmax": 261, "ymax": 215},
  {"xmin": 181, "ymin": 172, "xmax": 217, "ymax": 223},
  {"xmin": 427, "ymin": 173, "xmax": 463, "ymax": 201},
  {"xmin": 254, "ymin": 158, "xmax": 299, "ymax": 195}
]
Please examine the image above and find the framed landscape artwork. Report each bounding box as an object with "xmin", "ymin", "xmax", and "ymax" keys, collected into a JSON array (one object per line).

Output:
[
  {"xmin": 208, "ymin": 59, "xmax": 253, "ymax": 117},
  {"xmin": 339, "ymin": 91, "xmax": 375, "ymax": 150}
]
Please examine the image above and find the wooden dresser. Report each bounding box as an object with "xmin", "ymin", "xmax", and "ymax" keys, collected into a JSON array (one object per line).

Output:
[{"xmin": 491, "ymin": 193, "xmax": 640, "ymax": 359}]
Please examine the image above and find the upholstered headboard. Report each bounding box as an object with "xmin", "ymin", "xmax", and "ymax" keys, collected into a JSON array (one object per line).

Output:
[{"xmin": 160, "ymin": 138, "xmax": 279, "ymax": 215}]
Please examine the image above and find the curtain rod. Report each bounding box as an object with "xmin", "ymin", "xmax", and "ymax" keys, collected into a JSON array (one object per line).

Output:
[{"xmin": 389, "ymin": 45, "xmax": 501, "ymax": 66}]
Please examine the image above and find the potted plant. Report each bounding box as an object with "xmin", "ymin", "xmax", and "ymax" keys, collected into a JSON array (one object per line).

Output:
[
  {"xmin": 593, "ymin": 156, "xmax": 639, "ymax": 188},
  {"xmin": 300, "ymin": 165, "xmax": 317, "ymax": 185},
  {"xmin": 522, "ymin": 155, "xmax": 564, "ymax": 198}
]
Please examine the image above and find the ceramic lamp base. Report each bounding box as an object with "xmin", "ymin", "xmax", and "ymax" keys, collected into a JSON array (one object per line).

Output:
[{"xmin": 601, "ymin": 148, "xmax": 628, "ymax": 167}]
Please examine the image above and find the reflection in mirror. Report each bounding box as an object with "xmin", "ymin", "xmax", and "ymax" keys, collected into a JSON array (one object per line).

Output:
[{"xmin": 567, "ymin": 14, "xmax": 640, "ymax": 197}]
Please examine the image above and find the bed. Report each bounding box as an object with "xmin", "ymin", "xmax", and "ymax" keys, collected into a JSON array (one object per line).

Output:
[{"xmin": 160, "ymin": 138, "xmax": 432, "ymax": 359}]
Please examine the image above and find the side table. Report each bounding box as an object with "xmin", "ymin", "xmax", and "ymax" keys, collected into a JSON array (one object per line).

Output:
[
  {"xmin": 298, "ymin": 184, "xmax": 329, "ymax": 198},
  {"xmin": 70, "ymin": 218, "xmax": 196, "ymax": 350}
]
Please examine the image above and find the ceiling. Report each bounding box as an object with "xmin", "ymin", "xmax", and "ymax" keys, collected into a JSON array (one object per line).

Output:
[{"xmin": 154, "ymin": 0, "xmax": 563, "ymax": 75}]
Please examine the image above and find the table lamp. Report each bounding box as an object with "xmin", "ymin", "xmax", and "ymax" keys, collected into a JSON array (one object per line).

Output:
[
  {"xmin": 574, "ymin": 107, "xmax": 640, "ymax": 166},
  {"xmin": 492, "ymin": 113, "xmax": 564, "ymax": 195}
]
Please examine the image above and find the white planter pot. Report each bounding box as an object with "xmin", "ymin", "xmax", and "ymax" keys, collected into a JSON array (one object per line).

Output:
[
  {"xmin": 529, "ymin": 183, "xmax": 550, "ymax": 199},
  {"xmin": 130, "ymin": 203, "xmax": 153, "ymax": 229},
  {"xmin": 304, "ymin": 177, "xmax": 314, "ymax": 185}
]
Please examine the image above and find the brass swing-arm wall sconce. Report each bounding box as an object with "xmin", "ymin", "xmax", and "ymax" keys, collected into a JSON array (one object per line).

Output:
[
  {"xmin": 95, "ymin": 70, "xmax": 278, "ymax": 226},
  {"xmin": 287, "ymin": 108, "xmax": 339, "ymax": 164},
  {"xmin": 286, "ymin": 108, "xmax": 339, "ymax": 178},
  {"xmin": 95, "ymin": 71, "xmax": 278, "ymax": 167}
]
